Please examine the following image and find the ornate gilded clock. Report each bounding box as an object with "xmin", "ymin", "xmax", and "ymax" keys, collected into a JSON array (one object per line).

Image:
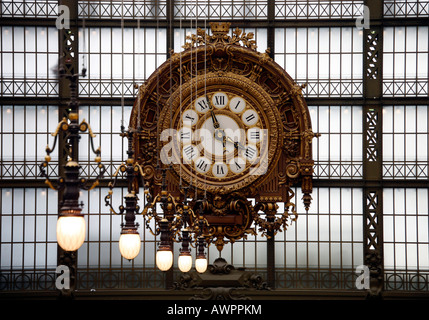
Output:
[
  {"xmin": 129, "ymin": 23, "xmax": 317, "ymax": 251},
  {"xmin": 159, "ymin": 73, "xmax": 281, "ymax": 195}
]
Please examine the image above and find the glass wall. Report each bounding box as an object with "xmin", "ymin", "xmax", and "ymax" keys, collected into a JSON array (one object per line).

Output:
[{"xmin": 0, "ymin": 0, "xmax": 428, "ymax": 294}]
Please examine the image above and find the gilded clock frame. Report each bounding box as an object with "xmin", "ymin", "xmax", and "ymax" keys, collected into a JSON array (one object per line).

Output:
[{"xmin": 129, "ymin": 22, "xmax": 317, "ymax": 250}]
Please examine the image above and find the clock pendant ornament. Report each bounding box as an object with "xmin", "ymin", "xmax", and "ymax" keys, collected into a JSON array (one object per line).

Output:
[{"xmin": 130, "ymin": 22, "xmax": 317, "ymax": 252}]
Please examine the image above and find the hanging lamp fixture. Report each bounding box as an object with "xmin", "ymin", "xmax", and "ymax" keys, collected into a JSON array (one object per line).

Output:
[{"xmin": 39, "ymin": 63, "xmax": 106, "ymax": 252}]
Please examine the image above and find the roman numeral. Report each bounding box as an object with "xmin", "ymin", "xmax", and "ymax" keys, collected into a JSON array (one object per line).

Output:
[
  {"xmin": 184, "ymin": 145, "xmax": 196, "ymax": 159},
  {"xmin": 245, "ymin": 146, "xmax": 256, "ymax": 158},
  {"xmin": 197, "ymin": 100, "xmax": 208, "ymax": 110},
  {"xmin": 180, "ymin": 131, "xmax": 191, "ymax": 140},
  {"xmin": 216, "ymin": 165, "xmax": 225, "ymax": 175},
  {"xmin": 185, "ymin": 115, "xmax": 195, "ymax": 121},
  {"xmin": 234, "ymin": 162, "xmax": 242, "ymax": 170},
  {"xmin": 214, "ymin": 95, "xmax": 225, "ymax": 106},
  {"xmin": 245, "ymin": 113, "xmax": 256, "ymax": 122},
  {"xmin": 196, "ymin": 159, "xmax": 208, "ymax": 172},
  {"xmin": 234, "ymin": 100, "xmax": 241, "ymax": 109},
  {"xmin": 250, "ymin": 131, "xmax": 260, "ymax": 140}
]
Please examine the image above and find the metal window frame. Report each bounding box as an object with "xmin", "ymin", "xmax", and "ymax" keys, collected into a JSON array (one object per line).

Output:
[{"xmin": 1, "ymin": 0, "xmax": 429, "ymax": 299}]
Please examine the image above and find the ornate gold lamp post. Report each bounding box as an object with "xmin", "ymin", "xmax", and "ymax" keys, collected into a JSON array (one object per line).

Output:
[
  {"xmin": 104, "ymin": 127, "xmax": 146, "ymax": 261},
  {"xmin": 39, "ymin": 65, "xmax": 105, "ymax": 269}
]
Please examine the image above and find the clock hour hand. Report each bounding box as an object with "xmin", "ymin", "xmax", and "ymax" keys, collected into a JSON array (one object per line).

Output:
[{"xmin": 214, "ymin": 129, "xmax": 229, "ymax": 154}]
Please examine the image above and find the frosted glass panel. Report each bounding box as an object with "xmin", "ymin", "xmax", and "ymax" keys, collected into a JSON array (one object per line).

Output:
[
  {"xmin": 383, "ymin": 105, "xmax": 429, "ymax": 179},
  {"xmin": 275, "ymin": 27, "xmax": 363, "ymax": 97},
  {"xmin": 79, "ymin": 27, "xmax": 167, "ymax": 97},
  {"xmin": 384, "ymin": 189, "xmax": 429, "ymax": 270},
  {"xmin": 310, "ymin": 106, "xmax": 363, "ymax": 179},
  {"xmin": 77, "ymin": 105, "xmax": 132, "ymax": 167},
  {"xmin": 0, "ymin": 188, "xmax": 58, "ymax": 269},
  {"xmin": 0, "ymin": 106, "xmax": 58, "ymax": 165},
  {"xmin": 275, "ymin": 188, "xmax": 364, "ymax": 269},
  {"xmin": 383, "ymin": 26, "xmax": 429, "ymax": 97},
  {"xmin": 0, "ymin": 26, "xmax": 59, "ymax": 97}
]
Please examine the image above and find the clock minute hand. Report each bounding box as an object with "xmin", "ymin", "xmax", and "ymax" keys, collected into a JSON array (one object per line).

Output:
[
  {"xmin": 206, "ymin": 96, "xmax": 220, "ymax": 129},
  {"xmin": 225, "ymin": 136, "xmax": 246, "ymax": 151}
]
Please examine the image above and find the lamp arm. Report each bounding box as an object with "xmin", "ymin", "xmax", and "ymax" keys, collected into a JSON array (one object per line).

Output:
[
  {"xmin": 144, "ymin": 215, "xmax": 161, "ymax": 237},
  {"xmin": 103, "ymin": 163, "xmax": 129, "ymax": 214},
  {"xmin": 38, "ymin": 116, "xmax": 71, "ymax": 190},
  {"xmin": 51, "ymin": 117, "xmax": 68, "ymax": 138},
  {"xmin": 79, "ymin": 162, "xmax": 106, "ymax": 190}
]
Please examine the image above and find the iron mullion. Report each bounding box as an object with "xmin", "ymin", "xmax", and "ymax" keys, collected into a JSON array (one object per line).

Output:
[
  {"xmin": 2, "ymin": 0, "xmax": 429, "ymax": 296},
  {"xmin": 362, "ymin": 0, "xmax": 385, "ymax": 299}
]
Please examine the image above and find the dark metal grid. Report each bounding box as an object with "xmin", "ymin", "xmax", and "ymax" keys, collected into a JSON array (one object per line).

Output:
[
  {"xmin": 78, "ymin": 0, "xmax": 168, "ymax": 20},
  {"xmin": 0, "ymin": 105, "xmax": 59, "ymax": 179},
  {"xmin": 274, "ymin": 27, "xmax": 364, "ymax": 98},
  {"xmin": 0, "ymin": 0, "xmax": 58, "ymax": 18},
  {"xmin": 274, "ymin": 267, "xmax": 360, "ymax": 290},
  {"xmin": 275, "ymin": 188, "xmax": 363, "ymax": 271},
  {"xmin": 309, "ymin": 105, "xmax": 363, "ymax": 179},
  {"xmin": 0, "ymin": 187, "xmax": 58, "ymax": 271},
  {"xmin": 274, "ymin": 0, "xmax": 364, "ymax": 20},
  {"xmin": 78, "ymin": 27, "xmax": 167, "ymax": 97},
  {"xmin": 77, "ymin": 187, "xmax": 161, "ymax": 272},
  {"xmin": 0, "ymin": 26, "xmax": 59, "ymax": 97},
  {"xmin": 76, "ymin": 105, "xmax": 132, "ymax": 178},
  {"xmin": 383, "ymin": 188, "xmax": 429, "ymax": 291},
  {"xmin": 173, "ymin": 0, "xmax": 269, "ymax": 20},
  {"xmin": 0, "ymin": 0, "xmax": 428, "ymax": 296},
  {"xmin": 384, "ymin": 0, "xmax": 429, "ymax": 18},
  {"xmin": 383, "ymin": 26, "xmax": 429, "ymax": 97},
  {"xmin": 383, "ymin": 105, "xmax": 429, "ymax": 179}
]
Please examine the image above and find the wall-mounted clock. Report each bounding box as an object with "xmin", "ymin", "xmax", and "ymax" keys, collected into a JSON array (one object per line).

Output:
[{"xmin": 130, "ymin": 22, "xmax": 317, "ymax": 250}]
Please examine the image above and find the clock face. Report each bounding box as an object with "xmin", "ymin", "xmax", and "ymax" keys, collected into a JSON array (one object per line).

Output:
[
  {"xmin": 161, "ymin": 89, "xmax": 274, "ymax": 193},
  {"xmin": 158, "ymin": 73, "xmax": 282, "ymax": 194}
]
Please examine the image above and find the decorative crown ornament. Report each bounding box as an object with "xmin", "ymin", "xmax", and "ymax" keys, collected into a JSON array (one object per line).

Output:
[
  {"xmin": 181, "ymin": 23, "xmax": 258, "ymax": 51},
  {"xmin": 209, "ymin": 22, "xmax": 231, "ymax": 35}
]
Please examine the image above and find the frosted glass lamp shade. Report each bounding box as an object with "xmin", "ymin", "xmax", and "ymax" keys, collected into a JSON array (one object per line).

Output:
[
  {"xmin": 178, "ymin": 254, "xmax": 193, "ymax": 273},
  {"xmin": 119, "ymin": 233, "xmax": 141, "ymax": 260},
  {"xmin": 156, "ymin": 250, "xmax": 173, "ymax": 271},
  {"xmin": 56, "ymin": 216, "xmax": 86, "ymax": 251},
  {"xmin": 195, "ymin": 258, "xmax": 208, "ymax": 273}
]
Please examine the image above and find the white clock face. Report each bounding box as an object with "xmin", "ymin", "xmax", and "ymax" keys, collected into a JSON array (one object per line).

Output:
[
  {"xmin": 173, "ymin": 90, "xmax": 269, "ymax": 186},
  {"xmin": 199, "ymin": 114, "xmax": 241, "ymax": 156}
]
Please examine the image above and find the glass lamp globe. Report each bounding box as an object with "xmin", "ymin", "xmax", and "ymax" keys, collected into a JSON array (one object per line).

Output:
[
  {"xmin": 178, "ymin": 254, "xmax": 193, "ymax": 273},
  {"xmin": 119, "ymin": 232, "xmax": 141, "ymax": 260},
  {"xmin": 156, "ymin": 249, "xmax": 173, "ymax": 271},
  {"xmin": 195, "ymin": 257, "xmax": 208, "ymax": 273},
  {"xmin": 56, "ymin": 215, "xmax": 86, "ymax": 251}
]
